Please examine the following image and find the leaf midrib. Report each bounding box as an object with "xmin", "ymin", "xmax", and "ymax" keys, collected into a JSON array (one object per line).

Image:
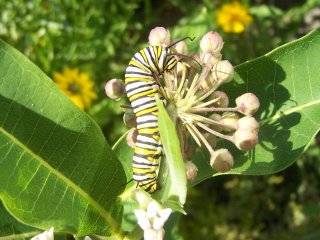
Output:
[
  {"xmin": 0, "ymin": 127, "xmax": 119, "ymax": 232},
  {"xmin": 260, "ymin": 99, "xmax": 320, "ymax": 125}
]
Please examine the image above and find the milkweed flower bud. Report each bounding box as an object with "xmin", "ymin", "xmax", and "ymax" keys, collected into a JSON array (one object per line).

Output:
[
  {"xmin": 105, "ymin": 79, "xmax": 125, "ymax": 101},
  {"xmin": 200, "ymin": 52, "xmax": 222, "ymax": 66},
  {"xmin": 210, "ymin": 149, "xmax": 234, "ymax": 172},
  {"xmin": 237, "ymin": 116, "xmax": 259, "ymax": 132},
  {"xmin": 123, "ymin": 109, "xmax": 136, "ymax": 128},
  {"xmin": 210, "ymin": 91, "xmax": 229, "ymax": 108},
  {"xmin": 208, "ymin": 113, "xmax": 223, "ymax": 132},
  {"xmin": 204, "ymin": 133, "xmax": 217, "ymax": 147},
  {"xmin": 221, "ymin": 112, "xmax": 239, "ymax": 132},
  {"xmin": 212, "ymin": 60, "xmax": 234, "ymax": 84},
  {"xmin": 209, "ymin": 113, "xmax": 222, "ymax": 122},
  {"xmin": 148, "ymin": 27, "xmax": 171, "ymax": 47},
  {"xmin": 233, "ymin": 129, "xmax": 258, "ymax": 151},
  {"xmin": 200, "ymin": 31, "xmax": 224, "ymax": 53},
  {"xmin": 126, "ymin": 128, "xmax": 138, "ymax": 148},
  {"xmin": 185, "ymin": 161, "xmax": 198, "ymax": 181},
  {"xmin": 236, "ymin": 93, "xmax": 260, "ymax": 116},
  {"xmin": 173, "ymin": 40, "xmax": 188, "ymax": 55}
]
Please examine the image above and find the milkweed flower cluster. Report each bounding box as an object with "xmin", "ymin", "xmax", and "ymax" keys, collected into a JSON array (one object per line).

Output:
[
  {"xmin": 105, "ymin": 26, "xmax": 260, "ymax": 175},
  {"xmin": 133, "ymin": 194, "xmax": 172, "ymax": 240},
  {"xmin": 217, "ymin": 1, "xmax": 253, "ymax": 33}
]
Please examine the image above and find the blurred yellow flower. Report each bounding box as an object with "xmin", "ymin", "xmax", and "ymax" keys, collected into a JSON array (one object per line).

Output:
[
  {"xmin": 217, "ymin": 1, "xmax": 253, "ymax": 33},
  {"xmin": 53, "ymin": 68, "xmax": 97, "ymax": 110}
]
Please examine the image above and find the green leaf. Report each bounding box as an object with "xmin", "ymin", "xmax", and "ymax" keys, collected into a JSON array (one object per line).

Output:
[
  {"xmin": 154, "ymin": 97, "xmax": 187, "ymax": 211},
  {"xmin": 0, "ymin": 40, "xmax": 126, "ymax": 237},
  {"xmin": 0, "ymin": 201, "xmax": 41, "ymax": 240},
  {"xmin": 112, "ymin": 130, "xmax": 132, "ymax": 182},
  {"xmin": 191, "ymin": 29, "xmax": 320, "ymax": 185}
]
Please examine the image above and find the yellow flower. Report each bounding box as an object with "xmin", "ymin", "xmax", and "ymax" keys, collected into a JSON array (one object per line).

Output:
[
  {"xmin": 53, "ymin": 67, "xmax": 97, "ymax": 110},
  {"xmin": 217, "ymin": 1, "xmax": 253, "ymax": 33}
]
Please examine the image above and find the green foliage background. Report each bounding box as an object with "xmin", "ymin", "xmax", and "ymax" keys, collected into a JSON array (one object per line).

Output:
[{"xmin": 1, "ymin": 0, "xmax": 320, "ymax": 239}]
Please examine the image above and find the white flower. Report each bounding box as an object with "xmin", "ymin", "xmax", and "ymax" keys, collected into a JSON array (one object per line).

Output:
[
  {"xmin": 134, "ymin": 200, "xmax": 172, "ymax": 240},
  {"xmin": 144, "ymin": 228, "xmax": 165, "ymax": 240},
  {"xmin": 31, "ymin": 227, "xmax": 54, "ymax": 240},
  {"xmin": 84, "ymin": 237, "xmax": 92, "ymax": 240}
]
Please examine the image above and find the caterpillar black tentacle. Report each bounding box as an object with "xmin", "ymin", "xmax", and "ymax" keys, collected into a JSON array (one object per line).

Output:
[{"xmin": 125, "ymin": 46, "xmax": 177, "ymax": 193}]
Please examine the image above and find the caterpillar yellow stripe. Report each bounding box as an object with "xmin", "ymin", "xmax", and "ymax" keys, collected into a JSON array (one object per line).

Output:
[{"xmin": 125, "ymin": 46, "xmax": 177, "ymax": 193}]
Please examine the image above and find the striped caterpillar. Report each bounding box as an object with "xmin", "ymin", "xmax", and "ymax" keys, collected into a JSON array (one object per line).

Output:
[{"xmin": 125, "ymin": 46, "xmax": 177, "ymax": 193}]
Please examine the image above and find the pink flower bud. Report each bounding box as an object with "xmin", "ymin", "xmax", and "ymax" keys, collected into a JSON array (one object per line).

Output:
[
  {"xmin": 105, "ymin": 79, "xmax": 125, "ymax": 101},
  {"xmin": 185, "ymin": 161, "xmax": 198, "ymax": 181},
  {"xmin": 173, "ymin": 40, "xmax": 188, "ymax": 55},
  {"xmin": 200, "ymin": 31, "xmax": 224, "ymax": 53},
  {"xmin": 208, "ymin": 113, "xmax": 223, "ymax": 132},
  {"xmin": 211, "ymin": 60, "xmax": 234, "ymax": 84},
  {"xmin": 237, "ymin": 116, "xmax": 259, "ymax": 132},
  {"xmin": 210, "ymin": 149, "xmax": 234, "ymax": 172},
  {"xmin": 210, "ymin": 91, "xmax": 229, "ymax": 108},
  {"xmin": 204, "ymin": 133, "xmax": 217, "ymax": 147},
  {"xmin": 221, "ymin": 112, "xmax": 239, "ymax": 132},
  {"xmin": 126, "ymin": 128, "xmax": 138, "ymax": 148},
  {"xmin": 123, "ymin": 109, "xmax": 137, "ymax": 128},
  {"xmin": 233, "ymin": 129, "xmax": 258, "ymax": 151},
  {"xmin": 148, "ymin": 27, "xmax": 171, "ymax": 47},
  {"xmin": 200, "ymin": 52, "xmax": 222, "ymax": 66},
  {"xmin": 236, "ymin": 93, "xmax": 260, "ymax": 116}
]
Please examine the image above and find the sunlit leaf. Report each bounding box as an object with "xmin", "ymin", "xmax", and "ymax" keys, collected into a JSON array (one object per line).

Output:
[
  {"xmin": 0, "ymin": 40, "xmax": 126, "ymax": 237},
  {"xmin": 191, "ymin": 29, "xmax": 320, "ymax": 185},
  {"xmin": 154, "ymin": 97, "xmax": 187, "ymax": 212}
]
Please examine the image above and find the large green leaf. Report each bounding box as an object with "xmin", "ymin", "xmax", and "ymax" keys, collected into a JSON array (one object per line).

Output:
[
  {"xmin": 190, "ymin": 29, "xmax": 320, "ymax": 185},
  {"xmin": 0, "ymin": 40, "xmax": 126, "ymax": 237}
]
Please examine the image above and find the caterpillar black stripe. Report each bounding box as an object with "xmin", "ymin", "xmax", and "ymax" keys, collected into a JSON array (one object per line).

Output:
[{"xmin": 125, "ymin": 46, "xmax": 177, "ymax": 193}]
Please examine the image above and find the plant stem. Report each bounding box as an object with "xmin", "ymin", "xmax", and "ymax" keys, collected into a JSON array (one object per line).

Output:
[
  {"xmin": 196, "ymin": 122, "xmax": 233, "ymax": 142},
  {"xmin": 190, "ymin": 106, "xmax": 239, "ymax": 113}
]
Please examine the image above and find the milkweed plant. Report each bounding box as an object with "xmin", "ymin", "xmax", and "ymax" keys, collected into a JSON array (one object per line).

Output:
[{"xmin": 0, "ymin": 24, "xmax": 320, "ymax": 240}]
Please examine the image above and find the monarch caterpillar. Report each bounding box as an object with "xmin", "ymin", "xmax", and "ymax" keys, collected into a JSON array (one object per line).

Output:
[{"xmin": 125, "ymin": 45, "xmax": 177, "ymax": 193}]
